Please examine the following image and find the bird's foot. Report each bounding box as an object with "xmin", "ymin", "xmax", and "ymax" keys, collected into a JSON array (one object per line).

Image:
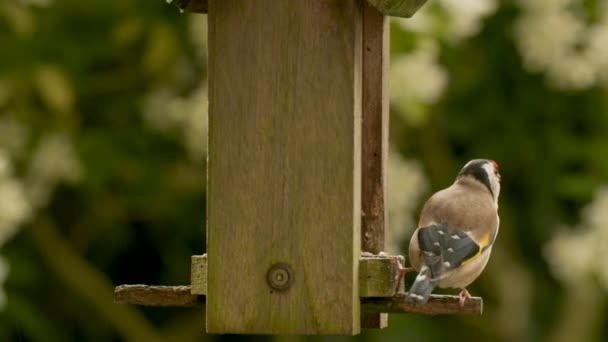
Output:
[
  {"xmin": 459, "ymin": 288, "xmax": 471, "ymax": 307},
  {"xmin": 392, "ymin": 257, "xmax": 414, "ymax": 295}
]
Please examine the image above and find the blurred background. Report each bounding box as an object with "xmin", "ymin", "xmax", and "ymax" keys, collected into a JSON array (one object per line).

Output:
[{"xmin": 1, "ymin": 0, "xmax": 608, "ymax": 341}]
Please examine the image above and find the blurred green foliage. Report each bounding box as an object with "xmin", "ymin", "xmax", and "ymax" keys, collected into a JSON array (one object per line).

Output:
[{"xmin": 0, "ymin": 0, "xmax": 607, "ymax": 341}]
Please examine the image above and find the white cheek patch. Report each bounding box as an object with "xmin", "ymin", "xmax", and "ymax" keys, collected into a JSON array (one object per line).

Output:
[
  {"xmin": 481, "ymin": 162, "xmax": 500, "ymax": 198},
  {"xmin": 482, "ymin": 163, "xmax": 495, "ymax": 179}
]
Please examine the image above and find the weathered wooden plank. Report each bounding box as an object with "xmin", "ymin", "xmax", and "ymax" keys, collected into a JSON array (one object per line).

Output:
[
  {"xmin": 366, "ymin": 0, "xmax": 428, "ymax": 18},
  {"xmin": 361, "ymin": 3, "xmax": 390, "ymax": 329},
  {"xmin": 362, "ymin": 295, "xmax": 483, "ymax": 315},
  {"xmin": 114, "ymin": 285, "xmax": 483, "ymax": 315},
  {"xmin": 190, "ymin": 255, "xmax": 207, "ymax": 295},
  {"xmin": 359, "ymin": 254, "xmax": 403, "ymax": 297},
  {"xmin": 361, "ymin": 2, "xmax": 389, "ymax": 260},
  {"xmin": 190, "ymin": 254, "xmax": 403, "ymax": 298},
  {"xmin": 114, "ymin": 285, "xmax": 203, "ymax": 307},
  {"xmin": 207, "ymin": 0, "xmax": 362, "ymax": 335}
]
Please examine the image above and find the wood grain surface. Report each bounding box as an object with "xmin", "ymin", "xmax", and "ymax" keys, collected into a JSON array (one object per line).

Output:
[{"xmin": 207, "ymin": 0, "xmax": 363, "ymax": 335}]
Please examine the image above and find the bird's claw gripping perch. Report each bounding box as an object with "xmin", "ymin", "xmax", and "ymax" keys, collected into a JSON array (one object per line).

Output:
[
  {"xmin": 392, "ymin": 256, "xmax": 414, "ymax": 295},
  {"xmin": 459, "ymin": 288, "xmax": 471, "ymax": 307}
]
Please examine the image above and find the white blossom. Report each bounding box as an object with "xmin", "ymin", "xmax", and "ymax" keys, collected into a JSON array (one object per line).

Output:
[
  {"xmin": 546, "ymin": 54, "xmax": 596, "ymax": 90},
  {"xmin": 513, "ymin": 10, "xmax": 583, "ymax": 73},
  {"xmin": 545, "ymin": 187, "xmax": 608, "ymax": 291},
  {"xmin": 514, "ymin": 0, "xmax": 608, "ymax": 90},
  {"xmin": 0, "ymin": 150, "xmax": 31, "ymax": 312},
  {"xmin": 142, "ymin": 86, "xmax": 180, "ymax": 133},
  {"xmin": 395, "ymin": 0, "xmax": 498, "ymax": 42},
  {"xmin": 386, "ymin": 151, "xmax": 428, "ymax": 254},
  {"xmin": 0, "ymin": 177, "xmax": 31, "ymax": 246},
  {"xmin": 390, "ymin": 40, "xmax": 448, "ymax": 126},
  {"xmin": 394, "ymin": 9, "xmax": 433, "ymax": 34},
  {"xmin": 142, "ymin": 84, "xmax": 208, "ymax": 162},
  {"xmin": 26, "ymin": 134, "xmax": 83, "ymax": 209},
  {"xmin": 189, "ymin": 14, "xmax": 208, "ymax": 60},
  {"xmin": 586, "ymin": 24, "xmax": 608, "ymax": 85},
  {"xmin": 171, "ymin": 85, "xmax": 209, "ymax": 161},
  {"xmin": 0, "ymin": 150, "xmax": 31, "ymax": 247},
  {"xmin": 439, "ymin": 0, "xmax": 498, "ymax": 41},
  {"xmin": 516, "ymin": 0, "xmax": 574, "ymax": 12}
]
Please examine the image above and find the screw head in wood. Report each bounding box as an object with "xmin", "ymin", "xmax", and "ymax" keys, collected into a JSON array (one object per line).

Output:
[{"xmin": 267, "ymin": 263, "xmax": 294, "ymax": 291}]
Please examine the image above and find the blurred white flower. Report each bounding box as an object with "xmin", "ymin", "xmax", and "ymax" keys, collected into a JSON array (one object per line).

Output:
[
  {"xmin": 179, "ymin": 85, "xmax": 208, "ymax": 161},
  {"xmin": 390, "ymin": 40, "xmax": 448, "ymax": 126},
  {"xmin": 394, "ymin": 8, "xmax": 433, "ymax": 34},
  {"xmin": 386, "ymin": 151, "xmax": 428, "ymax": 254},
  {"xmin": 546, "ymin": 54, "xmax": 596, "ymax": 90},
  {"xmin": 516, "ymin": 0, "xmax": 574, "ymax": 11},
  {"xmin": 0, "ymin": 149, "xmax": 30, "ymax": 312},
  {"xmin": 392, "ymin": 0, "xmax": 497, "ymax": 127},
  {"xmin": 189, "ymin": 14, "xmax": 208, "ymax": 60},
  {"xmin": 514, "ymin": 0, "xmax": 608, "ymax": 90},
  {"xmin": 0, "ymin": 149, "xmax": 31, "ymax": 247},
  {"xmin": 545, "ymin": 228, "xmax": 595, "ymax": 286},
  {"xmin": 585, "ymin": 188, "xmax": 608, "ymax": 232},
  {"xmin": 513, "ymin": 10, "xmax": 583, "ymax": 72},
  {"xmin": 0, "ymin": 176, "xmax": 31, "ymax": 246},
  {"xmin": 142, "ymin": 86, "xmax": 180, "ymax": 134},
  {"xmin": 26, "ymin": 133, "xmax": 83, "ymax": 209},
  {"xmin": 586, "ymin": 24, "xmax": 608, "ymax": 85},
  {"xmin": 545, "ymin": 187, "xmax": 608, "ymax": 291},
  {"xmin": 142, "ymin": 84, "xmax": 208, "ymax": 162},
  {"xmin": 395, "ymin": 0, "xmax": 498, "ymax": 42},
  {"xmin": 440, "ymin": 0, "xmax": 498, "ymax": 41}
]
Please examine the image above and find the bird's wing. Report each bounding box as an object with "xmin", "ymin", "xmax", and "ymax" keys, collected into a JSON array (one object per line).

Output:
[
  {"xmin": 416, "ymin": 184, "xmax": 498, "ymax": 277},
  {"xmin": 417, "ymin": 223, "xmax": 481, "ymax": 275}
]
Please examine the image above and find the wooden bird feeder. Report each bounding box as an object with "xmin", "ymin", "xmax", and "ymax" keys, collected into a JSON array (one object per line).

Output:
[{"xmin": 114, "ymin": 0, "xmax": 483, "ymax": 335}]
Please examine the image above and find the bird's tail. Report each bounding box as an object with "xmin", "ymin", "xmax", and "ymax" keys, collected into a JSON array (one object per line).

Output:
[{"xmin": 405, "ymin": 266, "xmax": 437, "ymax": 304}]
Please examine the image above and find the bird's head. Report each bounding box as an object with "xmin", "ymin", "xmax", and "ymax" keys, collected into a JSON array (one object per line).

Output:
[{"xmin": 457, "ymin": 159, "xmax": 501, "ymax": 203}]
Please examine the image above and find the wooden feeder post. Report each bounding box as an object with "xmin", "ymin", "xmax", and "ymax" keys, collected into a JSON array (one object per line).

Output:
[
  {"xmin": 115, "ymin": 0, "xmax": 485, "ymax": 336},
  {"xmin": 207, "ymin": 0, "xmax": 363, "ymax": 335},
  {"xmin": 361, "ymin": 2, "xmax": 390, "ymax": 329}
]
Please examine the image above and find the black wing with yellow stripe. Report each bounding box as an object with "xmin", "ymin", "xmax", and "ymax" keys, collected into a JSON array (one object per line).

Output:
[{"xmin": 417, "ymin": 223, "xmax": 486, "ymax": 277}]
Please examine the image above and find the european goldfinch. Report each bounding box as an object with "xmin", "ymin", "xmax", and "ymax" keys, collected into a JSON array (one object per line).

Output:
[{"xmin": 404, "ymin": 159, "xmax": 501, "ymax": 306}]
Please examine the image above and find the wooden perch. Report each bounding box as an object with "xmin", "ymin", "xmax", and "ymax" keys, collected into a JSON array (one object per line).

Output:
[
  {"xmin": 114, "ymin": 285, "xmax": 204, "ymax": 307},
  {"xmin": 114, "ymin": 285, "xmax": 482, "ymax": 315},
  {"xmin": 362, "ymin": 295, "xmax": 482, "ymax": 315},
  {"xmin": 115, "ymin": 254, "xmax": 482, "ymax": 315}
]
